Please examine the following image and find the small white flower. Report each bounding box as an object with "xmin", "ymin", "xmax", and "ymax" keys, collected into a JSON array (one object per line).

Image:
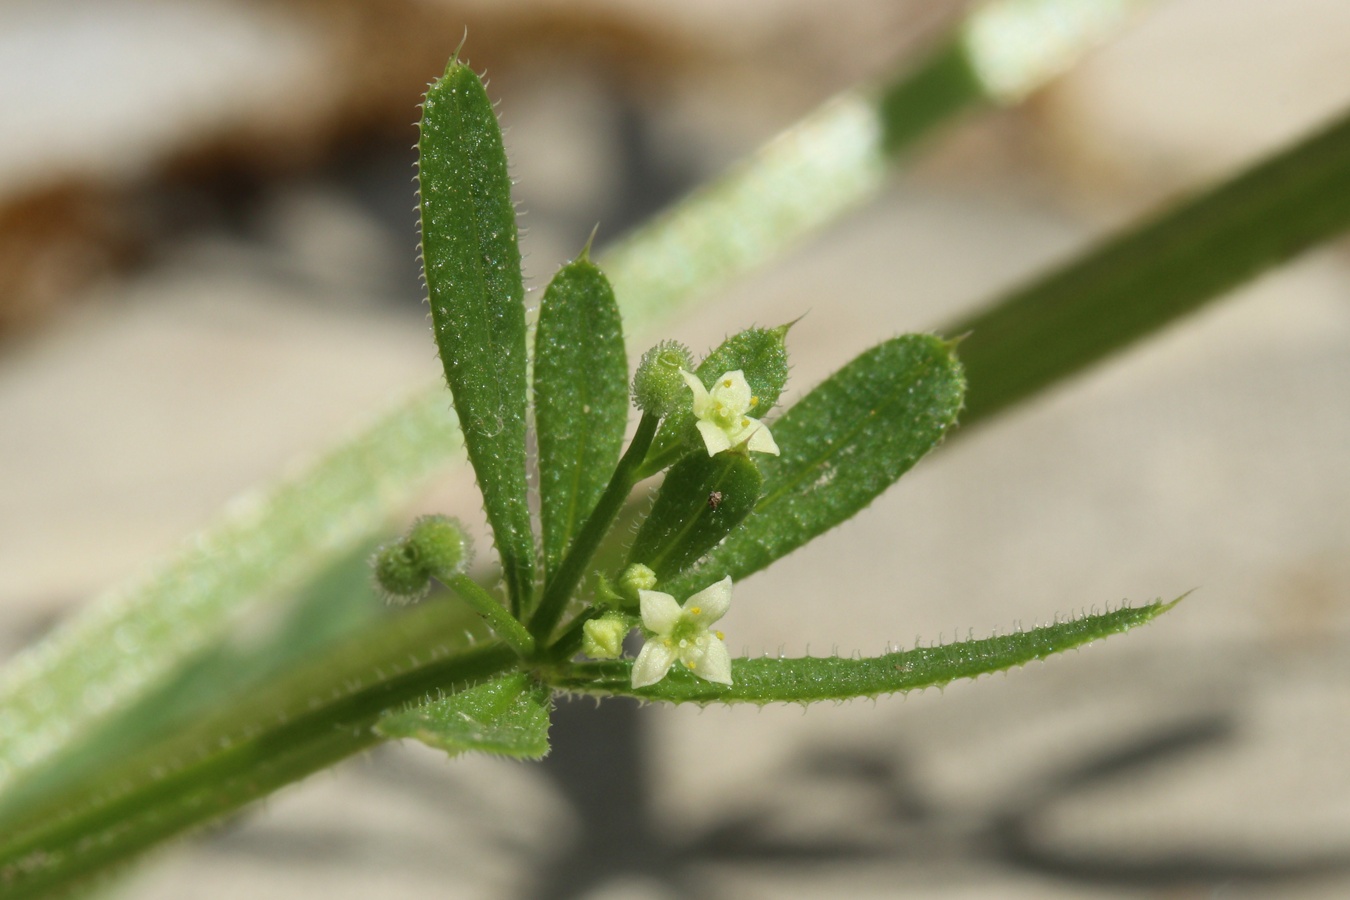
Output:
[
  {"xmin": 680, "ymin": 369, "xmax": 780, "ymax": 457},
  {"xmin": 631, "ymin": 576, "xmax": 734, "ymax": 688}
]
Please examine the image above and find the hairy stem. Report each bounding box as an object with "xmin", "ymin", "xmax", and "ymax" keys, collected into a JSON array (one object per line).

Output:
[
  {"xmin": 0, "ymin": 641, "xmax": 517, "ymax": 900},
  {"xmin": 530, "ymin": 413, "xmax": 660, "ymax": 642},
  {"xmin": 444, "ymin": 574, "xmax": 536, "ymax": 658}
]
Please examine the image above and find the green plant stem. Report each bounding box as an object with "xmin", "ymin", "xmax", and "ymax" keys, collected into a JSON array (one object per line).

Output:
[
  {"xmin": 604, "ymin": 0, "xmax": 1150, "ymax": 325},
  {"xmin": 0, "ymin": 641, "xmax": 517, "ymax": 900},
  {"xmin": 877, "ymin": 38, "xmax": 983, "ymax": 155},
  {"xmin": 444, "ymin": 574, "xmax": 536, "ymax": 658},
  {"xmin": 948, "ymin": 108, "xmax": 1350, "ymax": 427},
  {"xmin": 530, "ymin": 413, "xmax": 660, "ymax": 643}
]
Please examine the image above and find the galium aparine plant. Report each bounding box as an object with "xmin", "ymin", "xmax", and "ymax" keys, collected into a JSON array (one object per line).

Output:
[{"xmin": 367, "ymin": 52, "xmax": 1174, "ymax": 758}]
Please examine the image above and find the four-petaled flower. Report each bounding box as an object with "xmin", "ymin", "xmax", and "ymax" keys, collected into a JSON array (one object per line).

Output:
[
  {"xmin": 681, "ymin": 369, "xmax": 780, "ymax": 457},
  {"xmin": 631, "ymin": 576, "xmax": 734, "ymax": 688}
]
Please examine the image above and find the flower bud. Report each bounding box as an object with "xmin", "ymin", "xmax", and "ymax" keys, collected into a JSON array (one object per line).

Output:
[
  {"xmin": 619, "ymin": 563, "xmax": 658, "ymax": 599},
  {"xmin": 582, "ymin": 614, "xmax": 631, "ymax": 660},
  {"xmin": 632, "ymin": 340, "xmax": 694, "ymax": 416}
]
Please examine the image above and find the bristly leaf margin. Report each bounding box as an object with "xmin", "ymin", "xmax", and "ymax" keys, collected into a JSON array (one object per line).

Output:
[
  {"xmin": 550, "ymin": 599, "xmax": 1180, "ymax": 703},
  {"xmin": 418, "ymin": 60, "xmax": 534, "ymax": 611}
]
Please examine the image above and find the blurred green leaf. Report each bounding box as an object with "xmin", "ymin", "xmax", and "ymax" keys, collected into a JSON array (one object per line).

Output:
[
  {"xmin": 0, "ymin": 542, "xmax": 385, "ymax": 828},
  {"xmin": 0, "ymin": 611, "xmax": 516, "ymax": 900},
  {"xmin": 949, "ymin": 105, "xmax": 1350, "ymax": 427},
  {"xmin": 0, "ymin": 388, "xmax": 459, "ymax": 801}
]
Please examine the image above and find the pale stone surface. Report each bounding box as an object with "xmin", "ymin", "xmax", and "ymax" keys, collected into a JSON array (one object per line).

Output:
[
  {"xmin": 1046, "ymin": 0, "xmax": 1350, "ymax": 206},
  {"xmin": 0, "ymin": 0, "xmax": 325, "ymax": 192}
]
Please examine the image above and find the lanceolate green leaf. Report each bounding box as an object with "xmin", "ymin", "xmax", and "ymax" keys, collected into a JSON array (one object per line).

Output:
[
  {"xmin": 664, "ymin": 334, "xmax": 964, "ymax": 598},
  {"xmin": 639, "ymin": 324, "xmax": 791, "ymax": 478},
  {"xmin": 625, "ymin": 452, "xmax": 763, "ymax": 586},
  {"xmin": 376, "ymin": 672, "xmax": 551, "ymax": 759},
  {"xmin": 948, "ymin": 107, "xmax": 1350, "ymax": 427},
  {"xmin": 534, "ymin": 258, "xmax": 628, "ymax": 583},
  {"xmin": 554, "ymin": 600, "xmax": 1176, "ymax": 703},
  {"xmin": 419, "ymin": 60, "xmax": 533, "ymax": 609}
]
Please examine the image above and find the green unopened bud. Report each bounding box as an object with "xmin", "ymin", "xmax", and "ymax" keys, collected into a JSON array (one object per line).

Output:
[
  {"xmin": 632, "ymin": 340, "xmax": 694, "ymax": 416},
  {"xmin": 582, "ymin": 613, "xmax": 631, "ymax": 660},
  {"xmin": 372, "ymin": 515, "xmax": 471, "ymax": 604},
  {"xmin": 619, "ymin": 562, "xmax": 658, "ymax": 600}
]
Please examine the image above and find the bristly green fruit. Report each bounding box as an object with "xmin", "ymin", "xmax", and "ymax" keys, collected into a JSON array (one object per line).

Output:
[
  {"xmin": 418, "ymin": 59, "xmax": 534, "ymax": 612},
  {"xmin": 631, "ymin": 340, "xmax": 695, "ymax": 416},
  {"xmin": 408, "ymin": 514, "xmax": 469, "ymax": 575},
  {"xmin": 373, "ymin": 542, "xmax": 432, "ymax": 602},
  {"xmin": 534, "ymin": 257, "xmax": 628, "ymax": 584},
  {"xmin": 372, "ymin": 515, "xmax": 469, "ymax": 603}
]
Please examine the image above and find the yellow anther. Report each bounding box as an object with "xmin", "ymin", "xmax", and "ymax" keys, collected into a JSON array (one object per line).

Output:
[
  {"xmin": 690, "ymin": 606, "xmax": 701, "ymax": 615},
  {"xmin": 723, "ymin": 378, "xmax": 733, "ymax": 387},
  {"xmin": 715, "ymin": 630, "xmax": 725, "ymax": 640},
  {"xmin": 750, "ymin": 396, "xmax": 759, "ymax": 407}
]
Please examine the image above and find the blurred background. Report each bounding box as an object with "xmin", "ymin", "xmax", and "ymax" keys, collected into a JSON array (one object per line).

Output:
[{"xmin": 2, "ymin": 0, "xmax": 1349, "ymax": 897}]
